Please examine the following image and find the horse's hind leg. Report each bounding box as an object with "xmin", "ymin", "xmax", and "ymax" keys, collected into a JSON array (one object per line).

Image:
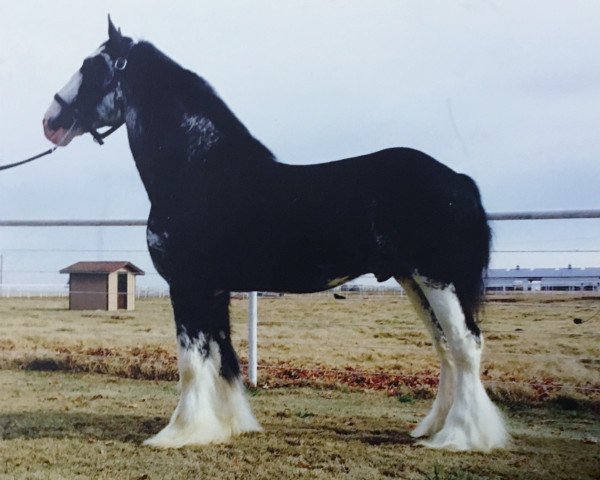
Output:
[
  {"xmin": 411, "ymin": 274, "xmax": 508, "ymax": 451},
  {"xmin": 398, "ymin": 277, "xmax": 455, "ymax": 438},
  {"xmin": 144, "ymin": 287, "xmax": 261, "ymax": 448}
]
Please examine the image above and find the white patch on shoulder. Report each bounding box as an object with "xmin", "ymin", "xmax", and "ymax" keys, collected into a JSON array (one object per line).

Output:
[
  {"xmin": 144, "ymin": 334, "xmax": 261, "ymax": 448},
  {"xmin": 147, "ymin": 229, "xmax": 169, "ymax": 253},
  {"xmin": 125, "ymin": 107, "xmax": 142, "ymax": 137},
  {"xmin": 181, "ymin": 113, "xmax": 220, "ymax": 158}
]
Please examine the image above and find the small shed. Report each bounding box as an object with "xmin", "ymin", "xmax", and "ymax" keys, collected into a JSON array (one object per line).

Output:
[{"xmin": 60, "ymin": 261, "xmax": 145, "ymax": 311}]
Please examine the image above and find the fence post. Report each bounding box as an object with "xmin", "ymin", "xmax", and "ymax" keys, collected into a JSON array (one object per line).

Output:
[{"xmin": 247, "ymin": 291, "xmax": 258, "ymax": 387}]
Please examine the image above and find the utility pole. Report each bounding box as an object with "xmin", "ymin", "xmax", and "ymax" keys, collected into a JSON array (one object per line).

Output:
[{"xmin": 247, "ymin": 291, "xmax": 258, "ymax": 387}]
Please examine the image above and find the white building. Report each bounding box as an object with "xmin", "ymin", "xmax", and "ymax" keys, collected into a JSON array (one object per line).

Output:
[{"xmin": 485, "ymin": 266, "xmax": 600, "ymax": 292}]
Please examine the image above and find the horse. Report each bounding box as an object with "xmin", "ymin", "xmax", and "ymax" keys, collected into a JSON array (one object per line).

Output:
[{"xmin": 42, "ymin": 17, "xmax": 508, "ymax": 452}]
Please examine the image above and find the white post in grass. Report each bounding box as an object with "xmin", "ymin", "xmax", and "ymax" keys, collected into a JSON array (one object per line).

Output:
[{"xmin": 247, "ymin": 291, "xmax": 258, "ymax": 387}]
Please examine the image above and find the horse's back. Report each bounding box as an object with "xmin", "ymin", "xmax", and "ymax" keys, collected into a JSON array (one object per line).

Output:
[
  {"xmin": 279, "ymin": 147, "xmax": 471, "ymax": 203},
  {"xmin": 273, "ymin": 146, "xmax": 489, "ymax": 288},
  {"xmin": 275, "ymin": 147, "xmax": 484, "ymax": 232},
  {"xmin": 149, "ymin": 146, "xmax": 488, "ymax": 292}
]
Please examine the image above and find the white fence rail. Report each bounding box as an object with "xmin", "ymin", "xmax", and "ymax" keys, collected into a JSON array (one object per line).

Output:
[
  {"xmin": 0, "ymin": 209, "xmax": 600, "ymax": 228},
  {"xmin": 1, "ymin": 209, "xmax": 599, "ymax": 386}
]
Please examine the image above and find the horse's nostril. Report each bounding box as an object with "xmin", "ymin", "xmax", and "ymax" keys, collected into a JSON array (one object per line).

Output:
[
  {"xmin": 43, "ymin": 118, "xmax": 52, "ymax": 134},
  {"xmin": 45, "ymin": 117, "xmax": 57, "ymax": 131}
]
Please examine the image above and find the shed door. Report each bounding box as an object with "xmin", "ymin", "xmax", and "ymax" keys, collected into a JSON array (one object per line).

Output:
[{"xmin": 117, "ymin": 273, "xmax": 128, "ymax": 309}]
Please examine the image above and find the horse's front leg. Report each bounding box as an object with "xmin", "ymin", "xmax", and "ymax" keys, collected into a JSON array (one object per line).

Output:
[{"xmin": 144, "ymin": 287, "xmax": 261, "ymax": 448}]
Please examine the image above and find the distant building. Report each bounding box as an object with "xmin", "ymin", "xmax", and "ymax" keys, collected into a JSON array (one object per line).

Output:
[
  {"xmin": 485, "ymin": 266, "xmax": 600, "ymax": 292},
  {"xmin": 60, "ymin": 261, "xmax": 145, "ymax": 310}
]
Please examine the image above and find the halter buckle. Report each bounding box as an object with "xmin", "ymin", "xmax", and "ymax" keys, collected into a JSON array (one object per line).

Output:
[{"xmin": 114, "ymin": 57, "xmax": 127, "ymax": 71}]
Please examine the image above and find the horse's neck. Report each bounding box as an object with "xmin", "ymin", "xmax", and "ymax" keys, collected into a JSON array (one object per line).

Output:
[{"xmin": 121, "ymin": 42, "xmax": 275, "ymax": 205}]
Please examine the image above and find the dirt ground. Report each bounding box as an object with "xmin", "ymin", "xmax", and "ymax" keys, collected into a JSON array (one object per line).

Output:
[{"xmin": 0, "ymin": 295, "xmax": 599, "ymax": 479}]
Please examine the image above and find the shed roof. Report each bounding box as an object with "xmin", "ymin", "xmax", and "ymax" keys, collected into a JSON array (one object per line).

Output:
[{"xmin": 60, "ymin": 261, "xmax": 145, "ymax": 275}]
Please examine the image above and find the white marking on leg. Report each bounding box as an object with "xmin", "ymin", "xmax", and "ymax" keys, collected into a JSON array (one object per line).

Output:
[
  {"xmin": 399, "ymin": 278, "xmax": 455, "ymax": 438},
  {"xmin": 412, "ymin": 350, "xmax": 455, "ymax": 437},
  {"xmin": 412, "ymin": 275, "xmax": 509, "ymax": 451},
  {"xmin": 144, "ymin": 333, "xmax": 261, "ymax": 448}
]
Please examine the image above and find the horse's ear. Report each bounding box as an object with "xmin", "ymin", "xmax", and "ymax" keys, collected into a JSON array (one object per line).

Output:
[{"xmin": 108, "ymin": 14, "xmax": 123, "ymax": 43}]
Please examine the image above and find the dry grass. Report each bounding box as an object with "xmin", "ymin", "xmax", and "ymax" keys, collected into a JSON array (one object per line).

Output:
[
  {"xmin": 0, "ymin": 294, "xmax": 598, "ymax": 404},
  {"xmin": 1, "ymin": 294, "xmax": 599, "ymax": 479},
  {"xmin": 1, "ymin": 369, "xmax": 599, "ymax": 480}
]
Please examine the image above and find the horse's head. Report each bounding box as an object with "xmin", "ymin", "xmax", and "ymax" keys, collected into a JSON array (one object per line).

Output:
[{"xmin": 43, "ymin": 16, "xmax": 134, "ymax": 146}]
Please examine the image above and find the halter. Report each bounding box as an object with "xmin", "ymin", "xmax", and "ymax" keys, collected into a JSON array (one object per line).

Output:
[
  {"xmin": 54, "ymin": 54, "xmax": 128, "ymax": 145},
  {"xmin": 52, "ymin": 94, "xmax": 121, "ymax": 145},
  {"xmin": 0, "ymin": 53, "xmax": 129, "ymax": 171}
]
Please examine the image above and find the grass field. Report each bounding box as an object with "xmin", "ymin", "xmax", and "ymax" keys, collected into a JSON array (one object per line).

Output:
[{"xmin": 1, "ymin": 294, "xmax": 599, "ymax": 479}]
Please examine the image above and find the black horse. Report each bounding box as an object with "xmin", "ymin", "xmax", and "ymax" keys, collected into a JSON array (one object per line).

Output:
[{"xmin": 42, "ymin": 18, "xmax": 508, "ymax": 451}]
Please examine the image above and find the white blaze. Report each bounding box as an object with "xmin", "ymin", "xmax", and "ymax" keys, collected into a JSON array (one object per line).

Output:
[{"xmin": 44, "ymin": 71, "xmax": 82, "ymax": 122}]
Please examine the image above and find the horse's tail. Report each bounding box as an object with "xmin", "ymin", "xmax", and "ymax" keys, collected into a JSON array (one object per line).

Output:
[{"xmin": 453, "ymin": 173, "xmax": 491, "ymax": 333}]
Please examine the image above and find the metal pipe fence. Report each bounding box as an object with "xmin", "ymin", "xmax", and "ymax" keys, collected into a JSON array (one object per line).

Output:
[
  {"xmin": 0, "ymin": 209, "xmax": 599, "ymax": 388},
  {"xmin": 1, "ymin": 209, "xmax": 599, "ymax": 227}
]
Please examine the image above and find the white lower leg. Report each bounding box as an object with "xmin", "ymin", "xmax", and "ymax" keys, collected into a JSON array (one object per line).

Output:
[
  {"xmin": 144, "ymin": 335, "xmax": 261, "ymax": 448},
  {"xmin": 399, "ymin": 278, "xmax": 455, "ymax": 438},
  {"xmin": 411, "ymin": 351, "xmax": 455, "ymax": 438},
  {"xmin": 420, "ymin": 335, "xmax": 508, "ymax": 451},
  {"xmin": 414, "ymin": 277, "xmax": 509, "ymax": 451}
]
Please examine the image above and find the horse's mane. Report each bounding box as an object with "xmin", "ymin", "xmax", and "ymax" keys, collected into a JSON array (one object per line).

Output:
[{"xmin": 127, "ymin": 41, "xmax": 276, "ymax": 162}]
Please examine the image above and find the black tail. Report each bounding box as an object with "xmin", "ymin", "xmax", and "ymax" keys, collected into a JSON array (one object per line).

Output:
[{"xmin": 453, "ymin": 174, "xmax": 491, "ymax": 335}]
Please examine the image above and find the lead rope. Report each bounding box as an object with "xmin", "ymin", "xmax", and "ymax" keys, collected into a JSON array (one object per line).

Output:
[
  {"xmin": 1, "ymin": 52, "xmax": 129, "ymax": 172},
  {"xmin": 0, "ymin": 120, "xmax": 78, "ymax": 172}
]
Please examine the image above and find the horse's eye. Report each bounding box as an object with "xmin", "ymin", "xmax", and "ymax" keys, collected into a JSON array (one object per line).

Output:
[{"xmin": 81, "ymin": 56, "xmax": 111, "ymax": 88}]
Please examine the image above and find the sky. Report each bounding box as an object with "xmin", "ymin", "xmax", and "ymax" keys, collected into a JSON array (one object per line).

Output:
[{"xmin": 0, "ymin": 1, "xmax": 598, "ymax": 290}]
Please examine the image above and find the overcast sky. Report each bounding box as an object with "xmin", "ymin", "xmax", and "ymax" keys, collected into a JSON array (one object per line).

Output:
[{"xmin": 0, "ymin": 1, "xmax": 598, "ymax": 289}]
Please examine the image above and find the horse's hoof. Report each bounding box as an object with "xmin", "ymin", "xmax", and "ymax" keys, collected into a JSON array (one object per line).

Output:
[
  {"xmin": 410, "ymin": 413, "xmax": 447, "ymax": 438},
  {"xmin": 143, "ymin": 425, "xmax": 230, "ymax": 449},
  {"xmin": 417, "ymin": 415, "xmax": 509, "ymax": 452}
]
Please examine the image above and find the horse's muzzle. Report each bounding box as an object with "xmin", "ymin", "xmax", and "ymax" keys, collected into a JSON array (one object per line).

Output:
[{"xmin": 42, "ymin": 118, "xmax": 80, "ymax": 146}]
